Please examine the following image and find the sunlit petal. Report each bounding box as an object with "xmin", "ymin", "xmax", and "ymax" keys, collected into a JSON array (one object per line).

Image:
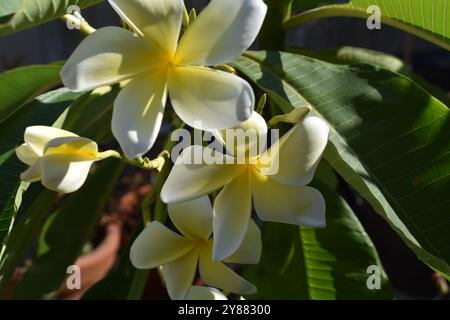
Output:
[
  {"xmin": 176, "ymin": 0, "xmax": 267, "ymax": 66},
  {"xmin": 168, "ymin": 196, "xmax": 213, "ymax": 241},
  {"xmin": 130, "ymin": 222, "xmax": 195, "ymax": 269},
  {"xmin": 111, "ymin": 71, "xmax": 167, "ymax": 160},
  {"xmin": 24, "ymin": 126, "xmax": 77, "ymax": 156},
  {"xmin": 257, "ymin": 116, "xmax": 329, "ymax": 185},
  {"xmin": 41, "ymin": 155, "xmax": 95, "ymax": 193},
  {"xmin": 162, "ymin": 248, "xmax": 199, "ymax": 300},
  {"xmin": 109, "ymin": 0, "xmax": 183, "ymax": 56},
  {"xmin": 168, "ymin": 66, "xmax": 254, "ymax": 130},
  {"xmin": 224, "ymin": 219, "xmax": 262, "ymax": 265},
  {"xmin": 61, "ymin": 27, "xmax": 161, "ymax": 92},
  {"xmin": 199, "ymin": 244, "xmax": 256, "ymax": 295},
  {"xmin": 161, "ymin": 146, "xmax": 243, "ymax": 203},
  {"xmin": 252, "ymin": 171, "xmax": 326, "ymax": 227},
  {"xmin": 212, "ymin": 171, "xmax": 252, "ymax": 261}
]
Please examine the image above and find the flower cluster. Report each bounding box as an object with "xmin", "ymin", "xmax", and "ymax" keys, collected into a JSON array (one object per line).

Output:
[{"xmin": 15, "ymin": 0, "xmax": 329, "ymax": 300}]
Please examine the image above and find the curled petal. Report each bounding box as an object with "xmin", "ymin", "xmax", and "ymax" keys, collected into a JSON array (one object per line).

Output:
[
  {"xmin": 24, "ymin": 126, "xmax": 77, "ymax": 156},
  {"xmin": 41, "ymin": 155, "xmax": 95, "ymax": 193}
]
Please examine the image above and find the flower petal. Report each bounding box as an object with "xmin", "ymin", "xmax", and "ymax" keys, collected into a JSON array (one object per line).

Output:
[
  {"xmin": 24, "ymin": 126, "xmax": 77, "ymax": 156},
  {"xmin": 251, "ymin": 172, "xmax": 326, "ymax": 227},
  {"xmin": 257, "ymin": 116, "xmax": 329, "ymax": 186},
  {"xmin": 109, "ymin": 0, "xmax": 183, "ymax": 56},
  {"xmin": 214, "ymin": 111, "xmax": 268, "ymax": 158},
  {"xmin": 44, "ymin": 136, "xmax": 98, "ymax": 157},
  {"xmin": 162, "ymin": 248, "xmax": 199, "ymax": 300},
  {"xmin": 39, "ymin": 136, "xmax": 98, "ymax": 193},
  {"xmin": 199, "ymin": 244, "xmax": 256, "ymax": 295},
  {"xmin": 224, "ymin": 219, "xmax": 262, "ymax": 265},
  {"xmin": 168, "ymin": 66, "xmax": 254, "ymax": 130},
  {"xmin": 176, "ymin": 0, "xmax": 267, "ymax": 66},
  {"xmin": 184, "ymin": 286, "xmax": 227, "ymax": 300},
  {"xmin": 16, "ymin": 144, "xmax": 39, "ymax": 166},
  {"xmin": 168, "ymin": 196, "xmax": 213, "ymax": 241},
  {"xmin": 212, "ymin": 171, "xmax": 252, "ymax": 261},
  {"xmin": 61, "ymin": 27, "xmax": 161, "ymax": 92},
  {"xmin": 41, "ymin": 156, "xmax": 94, "ymax": 193},
  {"xmin": 161, "ymin": 146, "xmax": 243, "ymax": 203},
  {"xmin": 111, "ymin": 72, "xmax": 167, "ymax": 160},
  {"xmin": 20, "ymin": 159, "xmax": 42, "ymax": 183},
  {"xmin": 130, "ymin": 221, "xmax": 195, "ymax": 269}
]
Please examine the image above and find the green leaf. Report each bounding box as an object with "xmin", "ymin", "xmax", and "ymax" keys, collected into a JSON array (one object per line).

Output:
[
  {"xmin": 0, "ymin": 187, "xmax": 57, "ymax": 292},
  {"xmin": 285, "ymin": 0, "xmax": 450, "ymax": 51},
  {"xmin": 61, "ymin": 85, "xmax": 120, "ymax": 143},
  {"xmin": 0, "ymin": 64, "xmax": 62, "ymax": 124},
  {"xmin": 0, "ymin": 182, "xmax": 29, "ymax": 249},
  {"xmin": 233, "ymin": 50, "xmax": 450, "ymax": 277},
  {"xmin": 288, "ymin": 46, "xmax": 450, "ymax": 106},
  {"xmin": 0, "ymin": 0, "xmax": 103, "ymax": 36},
  {"xmin": 242, "ymin": 178, "xmax": 392, "ymax": 299},
  {"xmin": 12, "ymin": 159, "xmax": 124, "ymax": 299}
]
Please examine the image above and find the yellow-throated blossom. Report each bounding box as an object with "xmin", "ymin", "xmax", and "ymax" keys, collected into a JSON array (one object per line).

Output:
[
  {"xmin": 16, "ymin": 126, "xmax": 106, "ymax": 193},
  {"xmin": 130, "ymin": 196, "xmax": 261, "ymax": 300},
  {"xmin": 61, "ymin": 0, "xmax": 268, "ymax": 160},
  {"xmin": 161, "ymin": 112, "xmax": 330, "ymax": 261}
]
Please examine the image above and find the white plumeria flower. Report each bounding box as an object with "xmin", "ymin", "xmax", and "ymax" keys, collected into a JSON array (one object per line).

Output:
[
  {"xmin": 184, "ymin": 286, "xmax": 227, "ymax": 300},
  {"xmin": 130, "ymin": 196, "xmax": 261, "ymax": 300},
  {"xmin": 61, "ymin": 0, "xmax": 268, "ymax": 160},
  {"xmin": 161, "ymin": 113, "xmax": 330, "ymax": 261},
  {"xmin": 16, "ymin": 126, "xmax": 105, "ymax": 193}
]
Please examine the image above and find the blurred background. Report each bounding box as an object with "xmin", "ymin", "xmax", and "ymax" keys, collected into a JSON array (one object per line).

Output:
[{"xmin": 1, "ymin": 0, "xmax": 449, "ymax": 299}]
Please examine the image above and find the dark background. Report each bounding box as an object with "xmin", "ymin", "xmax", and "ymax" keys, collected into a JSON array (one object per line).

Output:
[{"xmin": 1, "ymin": 0, "xmax": 449, "ymax": 299}]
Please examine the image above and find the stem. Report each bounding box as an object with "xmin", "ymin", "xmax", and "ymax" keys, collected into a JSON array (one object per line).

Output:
[
  {"xmin": 284, "ymin": 6, "xmax": 450, "ymax": 51},
  {"xmin": 140, "ymin": 119, "xmax": 185, "ymax": 225},
  {"xmin": 97, "ymin": 150, "xmax": 169, "ymax": 172},
  {"xmin": 127, "ymin": 269, "xmax": 150, "ymax": 300},
  {"xmin": 61, "ymin": 14, "xmax": 96, "ymax": 35},
  {"xmin": 259, "ymin": 0, "xmax": 293, "ymax": 50}
]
